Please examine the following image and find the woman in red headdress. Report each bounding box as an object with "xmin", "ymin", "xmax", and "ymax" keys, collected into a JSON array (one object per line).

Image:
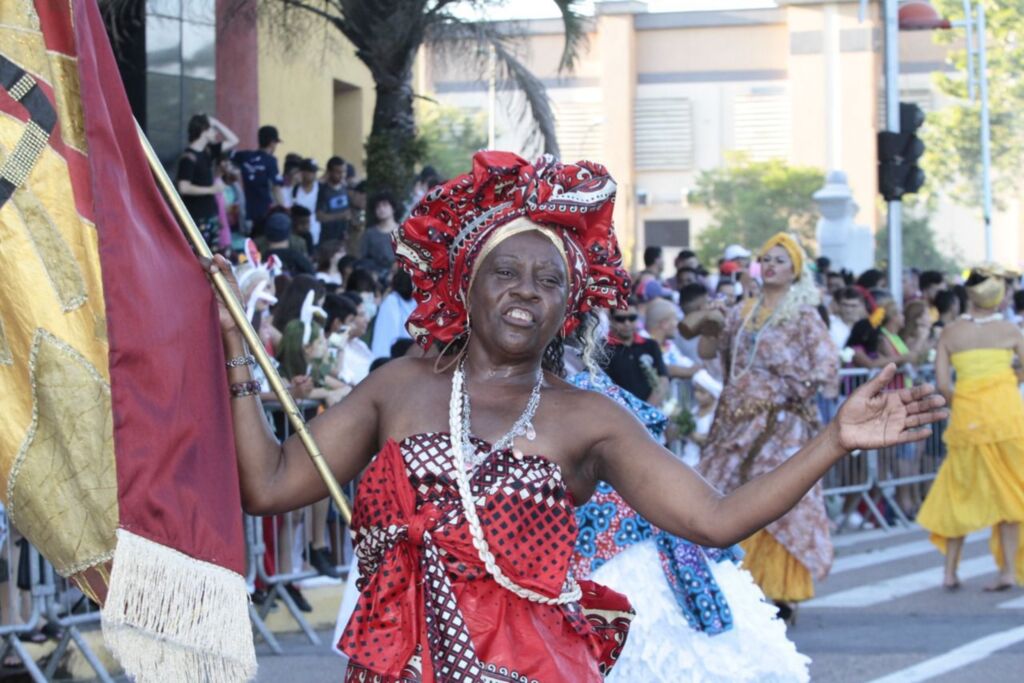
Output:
[{"xmin": 208, "ymin": 151, "xmax": 946, "ymax": 682}]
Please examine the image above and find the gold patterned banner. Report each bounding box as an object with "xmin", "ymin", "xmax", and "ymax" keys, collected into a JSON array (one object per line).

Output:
[{"xmin": 0, "ymin": 1, "xmax": 116, "ymax": 578}]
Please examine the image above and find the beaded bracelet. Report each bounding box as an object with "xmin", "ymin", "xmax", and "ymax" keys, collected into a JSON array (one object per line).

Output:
[
  {"xmin": 230, "ymin": 380, "xmax": 262, "ymax": 398},
  {"xmin": 225, "ymin": 354, "xmax": 255, "ymax": 368}
]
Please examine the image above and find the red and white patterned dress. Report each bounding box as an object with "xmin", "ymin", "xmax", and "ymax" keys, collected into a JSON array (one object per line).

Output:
[{"xmin": 339, "ymin": 433, "xmax": 633, "ymax": 682}]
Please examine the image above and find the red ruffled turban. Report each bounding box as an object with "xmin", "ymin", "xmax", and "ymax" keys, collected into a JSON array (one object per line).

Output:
[{"xmin": 394, "ymin": 150, "xmax": 632, "ymax": 348}]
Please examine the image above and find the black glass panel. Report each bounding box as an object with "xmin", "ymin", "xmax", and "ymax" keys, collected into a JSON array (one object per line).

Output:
[
  {"xmin": 182, "ymin": 20, "xmax": 215, "ymax": 79},
  {"xmin": 183, "ymin": 77, "xmax": 216, "ymax": 123},
  {"xmin": 145, "ymin": 15, "xmax": 181, "ymax": 76},
  {"xmin": 146, "ymin": 72, "xmax": 183, "ymax": 161}
]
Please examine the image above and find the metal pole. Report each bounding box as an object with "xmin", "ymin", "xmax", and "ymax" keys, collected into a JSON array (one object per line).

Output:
[
  {"xmin": 961, "ymin": 0, "xmax": 976, "ymax": 101},
  {"xmin": 977, "ymin": 1, "xmax": 993, "ymax": 261},
  {"xmin": 135, "ymin": 121, "xmax": 353, "ymax": 525},
  {"xmin": 487, "ymin": 45, "xmax": 497, "ymax": 149},
  {"xmin": 884, "ymin": 0, "xmax": 903, "ymax": 305}
]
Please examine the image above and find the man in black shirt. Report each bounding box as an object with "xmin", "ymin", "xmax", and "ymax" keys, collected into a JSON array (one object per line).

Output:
[
  {"xmin": 264, "ymin": 211, "xmax": 315, "ymax": 275},
  {"xmin": 602, "ymin": 298, "xmax": 669, "ymax": 404},
  {"xmin": 176, "ymin": 114, "xmax": 238, "ymax": 252}
]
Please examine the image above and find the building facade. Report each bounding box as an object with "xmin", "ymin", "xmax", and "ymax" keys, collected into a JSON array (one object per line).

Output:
[
  {"xmin": 109, "ymin": 0, "xmax": 374, "ymax": 173},
  {"xmin": 424, "ymin": 0, "xmax": 1021, "ymax": 270}
]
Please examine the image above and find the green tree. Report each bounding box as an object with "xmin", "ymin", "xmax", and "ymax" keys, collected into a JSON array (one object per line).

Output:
[
  {"xmin": 687, "ymin": 154, "xmax": 825, "ymax": 265},
  {"xmin": 874, "ymin": 204, "xmax": 961, "ymax": 274},
  {"xmin": 416, "ymin": 101, "xmax": 487, "ymax": 181},
  {"xmin": 255, "ymin": 0, "xmax": 586, "ymax": 198},
  {"xmin": 924, "ymin": 1, "xmax": 1024, "ymax": 209}
]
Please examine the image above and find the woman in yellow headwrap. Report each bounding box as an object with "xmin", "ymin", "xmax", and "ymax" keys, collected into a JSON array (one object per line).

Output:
[
  {"xmin": 697, "ymin": 233, "xmax": 840, "ymax": 621},
  {"xmin": 918, "ymin": 267, "xmax": 1024, "ymax": 591}
]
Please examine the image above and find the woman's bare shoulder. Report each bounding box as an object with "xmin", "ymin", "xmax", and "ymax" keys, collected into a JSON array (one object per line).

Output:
[
  {"xmin": 997, "ymin": 320, "xmax": 1024, "ymax": 337},
  {"xmin": 542, "ymin": 374, "xmax": 648, "ymax": 440},
  {"xmin": 361, "ymin": 356, "xmax": 442, "ymax": 396}
]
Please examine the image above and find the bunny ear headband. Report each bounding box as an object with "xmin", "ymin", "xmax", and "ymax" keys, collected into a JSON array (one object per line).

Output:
[
  {"xmin": 299, "ymin": 290, "xmax": 328, "ymax": 345},
  {"xmin": 245, "ymin": 238, "xmax": 261, "ymax": 268},
  {"xmin": 245, "ymin": 280, "xmax": 278, "ymax": 322},
  {"xmin": 264, "ymin": 254, "xmax": 282, "ymax": 278},
  {"xmin": 237, "ymin": 239, "xmax": 271, "ymax": 292},
  {"xmin": 237, "ymin": 240, "xmax": 284, "ymax": 321}
]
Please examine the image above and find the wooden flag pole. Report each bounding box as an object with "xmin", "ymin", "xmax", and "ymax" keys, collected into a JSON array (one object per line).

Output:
[{"xmin": 136, "ymin": 121, "xmax": 353, "ymax": 525}]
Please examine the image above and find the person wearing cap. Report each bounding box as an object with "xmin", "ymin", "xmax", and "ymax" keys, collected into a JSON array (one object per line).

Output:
[
  {"xmin": 231, "ymin": 125, "xmax": 285, "ymax": 233},
  {"xmin": 262, "ymin": 211, "xmax": 314, "ymax": 275},
  {"xmin": 205, "ymin": 153, "xmax": 945, "ymax": 680},
  {"xmin": 723, "ymin": 244, "xmax": 752, "ymax": 269},
  {"xmin": 316, "ymin": 156, "xmax": 350, "ymax": 243},
  {"xmin": 292, "ymin": 158, "xmax": 322, "ymax": 245}
]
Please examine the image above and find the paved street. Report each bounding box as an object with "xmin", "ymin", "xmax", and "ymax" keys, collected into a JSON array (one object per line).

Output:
[
  {"xmin": 794, "ymin": 526, "xmax": 1024, "ymax": 682},
  {"xmin": 251, "ymin": 525, "xmax": 1024, "ymax": 682}
]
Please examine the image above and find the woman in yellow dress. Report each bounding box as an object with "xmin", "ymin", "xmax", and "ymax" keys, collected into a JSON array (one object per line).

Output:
[{"xmin": 918, "ymin": 266, "xmax": 1024, "ymax": 591}]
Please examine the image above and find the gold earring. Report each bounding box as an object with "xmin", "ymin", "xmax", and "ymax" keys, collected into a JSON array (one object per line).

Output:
[{"xmin": 433, "ymin": 328, "xmax": 471, "ymax": 374}]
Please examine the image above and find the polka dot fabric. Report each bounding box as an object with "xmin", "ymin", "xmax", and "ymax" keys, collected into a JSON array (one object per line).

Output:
[{"xmin": 340, "ymin": 433, "xmax": 633, "ymax": 681}]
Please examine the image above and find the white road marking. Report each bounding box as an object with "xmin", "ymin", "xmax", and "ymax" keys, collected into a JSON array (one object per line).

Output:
[
  {"xmin": 865, "ymin": 625, "xmax": 1024, "ymax": 683},
  {"xmin": 996, "ymin": 594, "xmax": 1024, "ymax": 609},
  {"xmin": 806, "ymin": 555, "xmax": 997, "ymax": 608},
  {"xmin": 831, "ymin": 532, "xmax": 988, "ymax": 575},
  {"xmin": 832, "ymin": 525, "xmax": 921, "ymax": 549}
]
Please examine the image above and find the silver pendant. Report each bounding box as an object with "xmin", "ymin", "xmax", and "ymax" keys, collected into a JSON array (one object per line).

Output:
[{"xmin": 525, "ymin": 422, "xmax": 536, "ymax": 441}]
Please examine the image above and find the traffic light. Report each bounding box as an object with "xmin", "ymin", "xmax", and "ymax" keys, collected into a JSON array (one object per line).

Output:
[{"xmin": 878, "ymin": 102, "xmax": 926, "ymax": 201}]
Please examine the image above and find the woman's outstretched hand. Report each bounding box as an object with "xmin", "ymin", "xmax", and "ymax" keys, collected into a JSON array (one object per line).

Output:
[
  {"xmin": 834, "ymin": 364, "xmax": 948, "ymax": 452},
  {"xmin": 200, "ymin": 254, "xmax": 242, "ymax": 335}
]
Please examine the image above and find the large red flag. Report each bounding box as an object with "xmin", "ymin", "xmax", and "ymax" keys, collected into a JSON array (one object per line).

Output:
[{"xmin": 0, "ymin": 1, "xmax": 255, "ymax": 679}]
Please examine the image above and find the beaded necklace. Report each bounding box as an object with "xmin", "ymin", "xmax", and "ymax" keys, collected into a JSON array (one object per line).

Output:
[
  {"xmin": 961, "ymin": 312, "xmax": 1004, "ymax": 324},
  {"xmin": 458, "ymin": 359, "xmax": 542, "ymax": 471},
  {"xmin": 730, "ymin": 297, "xmax": 781, "ymax": 382},
  {"xmin": 448, "ymin": 362, "xmax": 582, "ymax": 605}
]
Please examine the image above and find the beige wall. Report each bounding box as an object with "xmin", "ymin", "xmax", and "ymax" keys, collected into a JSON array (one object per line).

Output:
[
  {"xmin": 257, "ymin": 15, "xmax": 375, "ymax": 173},
  {"xmin": 597, "ymin": 12, "xmax": 637, "ymax": 267},
  {"xmin": 786, "ymin": 3, "xmax": 881, "ymax": 235},
  {"xmin": 636, "ymin": 25, "xmax": 788, "ymax": 74}
]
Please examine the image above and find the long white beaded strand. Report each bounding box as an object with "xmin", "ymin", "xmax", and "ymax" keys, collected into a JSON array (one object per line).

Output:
[{"xmin": 448, "ymin": 364, "xmax": 582, "ymax": 605}]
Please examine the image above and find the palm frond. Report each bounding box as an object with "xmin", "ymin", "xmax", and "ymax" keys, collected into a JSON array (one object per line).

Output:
[
  {"xmin": 492, "ymin": 41, "xmax": 559, "ymax": 157},
  {"xmin": 428, "ymin": 17, "xmax": 560, "ymax": 157},
  {"xmin": 550, "ymin": 0, "xmax": 587, "ymax": 73}
]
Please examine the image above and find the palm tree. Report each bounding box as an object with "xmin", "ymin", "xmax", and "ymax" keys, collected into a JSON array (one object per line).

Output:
[{"xmin": 264, "ymin": 0, "xmax": 586, "ymax": 196}]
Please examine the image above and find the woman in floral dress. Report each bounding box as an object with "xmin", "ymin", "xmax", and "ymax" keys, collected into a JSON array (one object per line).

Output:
[{"xmin": 698, "ymin": 233, "xmax": 839, "ymax": 620}]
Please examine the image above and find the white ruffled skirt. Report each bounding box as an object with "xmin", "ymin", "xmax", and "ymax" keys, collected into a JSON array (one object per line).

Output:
[{"xmin": 594, "ymin": 539, "xmax": 811, "ymax": 683}]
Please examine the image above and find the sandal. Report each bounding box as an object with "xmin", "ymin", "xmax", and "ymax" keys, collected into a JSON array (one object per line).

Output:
[
  {"xmin": 2, "ymin": 653, "xmax": 23, "ymax": 668},
  {"xmin": 983, "ymin": 581, "xmax": 1014, "ymax": 592},
  {"xmin": 17, "ymin": 630, "xmax": 47, "ymax": 644}
]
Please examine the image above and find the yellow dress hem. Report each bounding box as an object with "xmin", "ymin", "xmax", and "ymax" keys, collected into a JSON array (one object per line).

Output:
[{"xmin": 739, "ymin": 529, "xmax": 815, "ymax": 602}]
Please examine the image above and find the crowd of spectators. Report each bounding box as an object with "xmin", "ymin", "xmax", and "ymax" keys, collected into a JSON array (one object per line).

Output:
[
  {"xmin": 600, "ymin": 242, "xmax": 1024, "ymax": 530},
  {"xmin": 173, "ymin": 117, "xmax": 450, "ymax": 606},
  {"xmin": 173, "ymin": 115, "xmax": 1024, "ymax": 597}
]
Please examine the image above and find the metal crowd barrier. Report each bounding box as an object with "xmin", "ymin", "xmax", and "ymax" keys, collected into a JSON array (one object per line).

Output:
[
  {"xmin": 0, "ymin": 399, "xmax": 358, "ymax": 675},
  {"xmin": 0, "ymin": 507, "xmax": 113, "ymax": 682},
  {"xmin": 822, "ymin": 364, "xmax": 950, "ymax": 531},
  {"xmin": 671, "ymin": 364, "xmax": 952, "ymax": 532},
  {"xmin": 248, "ymin": 400, "xmax": 355, "ymax": 656}
]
